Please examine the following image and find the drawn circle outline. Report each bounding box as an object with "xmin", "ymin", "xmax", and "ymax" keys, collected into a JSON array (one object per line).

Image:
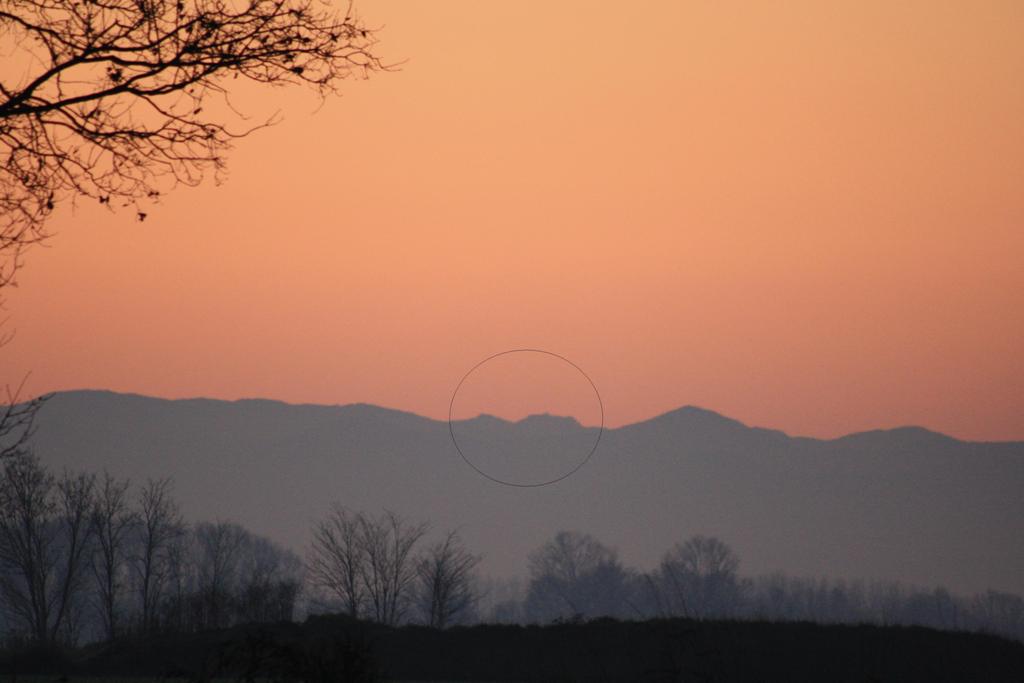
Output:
[{"xmin": 448, "ymin": 348, "xmax": 604, "ymax": 487}]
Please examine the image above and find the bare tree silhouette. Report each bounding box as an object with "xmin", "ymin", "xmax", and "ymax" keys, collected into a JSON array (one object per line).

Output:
[
  {"xmin": 132, "ymin": 476, "xmax": 183, "ymax": 633},
  {"xmin": 416, "ymin": 530, "xmax": 481, "ymax": 628},
  {"xmin": 655, "ymin": 535, "xmax": 742, "ymax": 619},
  {"xmin": 0, "ymin": 453, "xmax": 96, "ymax": 644},
  {"xmin": 358, "ymin": 510, "xmax": 427, "ymax": 626},
  {"xmin": 90, "ymin": 471, "xmax": 136, "ymax": 641},
  {"xmin": 308, "ymin": 507, "xmax": 428, "ymax": 626},
  {"xmin": 525, "ymin": 531, "xmax": 635, "ymax": 621},
  {"xmin": 0, "ymin": 0, "xmax": 384, "ymax": 280},
  {"xmin": 308, "ymin": 504, "xmax": 367, "ymax": 618},
  {"xmin": 194, "ymin": 520, "xmax": 246, "ymax": 628}
]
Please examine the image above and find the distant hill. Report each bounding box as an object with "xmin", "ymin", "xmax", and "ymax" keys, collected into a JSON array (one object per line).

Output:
[{"xmin": 27, "ymin": 390, "xmax": 1024, "ymax": 595}]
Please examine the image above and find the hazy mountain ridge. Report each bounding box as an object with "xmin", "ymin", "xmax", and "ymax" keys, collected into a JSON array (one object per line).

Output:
[
  {"xmin": 55, "ymin": 389, "xmax": 1015, "ymax": 445},
  {"xmin": 23, "ymin": 389, "xmax": 1024, "ymax": 596}
]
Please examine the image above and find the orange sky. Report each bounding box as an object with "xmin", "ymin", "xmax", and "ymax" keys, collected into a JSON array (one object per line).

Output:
[{"xmin": 3, "ymin": 1, "xmax": 1023, "ymax": 440}]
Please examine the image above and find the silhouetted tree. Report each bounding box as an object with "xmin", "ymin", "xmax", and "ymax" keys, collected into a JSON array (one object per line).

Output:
[
  {"xmin": 928, "ymin": 587, "xmax": 961, "ymax": 631},
  {"xmin": 308, "ymin": 507, "xmax": 430, "ymax": 625},
  {"xmin": 308, "ymin": 504, "xmax": 367, "ymax": 618},
  {"xmin": 748, "ymin": 574, "xmax": 867, "ymax": 624},
  {"xmin": 475, "ymin": 576, "xmax": 524, "ymax": 624},
  {"xmin": 0, "ymin": 452, "xmax": 96, "ymax": 644},
  {"xmin": 194, "ymin": 520, "xmax": 246, "ymax": 629},
  {"xmin": 131, "ymin": 477, "xmax": 183, "ymax": 633},
  {"xmin": 234, "ymin": 529, "xmax": 302, "ymax": 624},
  {"xmin": 654, "ymin": 535, "xmax": 742, "ymax": 618},
  {"xmin": 415, "ymin": 530, "xmax": 481, "ymax": 628},
  {"xmin": 971, "ymin": 590, "xmax": 1024, "ymax": 640},
  {"xmin": 0, "ymin": 0, "xmax": 385, "ymax": 286},
  {"xmin": 0, "ymin": 452, "xmax": 57, "ymax": 642},
  {"xmin": 525, "ymin": 531, "xmax": 635, "ymax": 622},
  {"xmin": 156, "ymin": 520, "xmax": 193, "ymax": 632},
  {"xmin": 90, "ymin": 471, "xmax": 136, "ymax": 640},
  {"xmin": 144, "ymin": 517, "xmax": 300, "ymax": 633},
  {"xmin": 52, "ymin": 469, "xmax": 97, "ymax": 644},
  {"xmin": 868, "ymin": 580, "xmax": 907, "ymax": 626},
  {"xmin": 358, "ymin": 510, "xmax": 427, "ymax": 626}
]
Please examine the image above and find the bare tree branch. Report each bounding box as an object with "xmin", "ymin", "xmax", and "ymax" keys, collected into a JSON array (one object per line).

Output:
[
  {"xmin": 0, "ymin": 376, "xmax": 49, "ymax": 460},
  {"xmin": 0, "ymin": 0, "xmax": 386, "ymax": 284}
]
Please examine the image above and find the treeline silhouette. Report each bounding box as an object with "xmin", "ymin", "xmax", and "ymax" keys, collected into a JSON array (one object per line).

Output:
[
  {"xmin": 0, "ymin": 453, "xmax": 301, "ymax": 647},
  {"xmin": 2, "ymin": 452, "xmax": 1022, "ymax": 665},
  {"xmin": 474, "ymin": 531, "xmax": 1024, "ymax": 644}
]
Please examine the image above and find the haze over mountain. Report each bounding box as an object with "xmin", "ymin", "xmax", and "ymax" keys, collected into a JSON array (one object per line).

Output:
[{"xmin": 27, "ymin": 390, "xmax": 1024, "ymax": 595}]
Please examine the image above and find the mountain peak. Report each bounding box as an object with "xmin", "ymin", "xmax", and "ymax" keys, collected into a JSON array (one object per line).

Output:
[
  {"xmin": 516, "ymin": 413, "xmax": 582, "ymax": 427},
  {"xmin": 648, "ymin": 404, "xmax": 748, "ymax": 429},
  {"xmin": 833, "ymin": 425, "xmax": 960, "ymax": 447},
  {"xmin": 454, "ymin": 412, "xmax": 586, "ymax": 430}
]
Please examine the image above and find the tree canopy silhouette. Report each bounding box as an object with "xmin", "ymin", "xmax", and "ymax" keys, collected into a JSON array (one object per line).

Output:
[{"xmin": 0, "ymin": 0, "xmax": 383, "ymax": 284}]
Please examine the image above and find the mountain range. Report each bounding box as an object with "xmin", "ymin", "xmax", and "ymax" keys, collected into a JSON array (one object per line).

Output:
[{"xmin": 26, "ymin": 390, "xmax": 1024, "ymax": 595}]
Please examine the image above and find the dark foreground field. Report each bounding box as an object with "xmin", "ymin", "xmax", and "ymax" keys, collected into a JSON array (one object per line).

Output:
[{"xmin": 4, "ymin": 615, "xmax": 1023, "ymax": 683}]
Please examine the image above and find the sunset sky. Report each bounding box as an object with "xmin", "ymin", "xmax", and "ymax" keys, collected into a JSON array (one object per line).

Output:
[{"xmin": 4, "ymin": 1, "xmax": 1023, "ymax": 440}]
